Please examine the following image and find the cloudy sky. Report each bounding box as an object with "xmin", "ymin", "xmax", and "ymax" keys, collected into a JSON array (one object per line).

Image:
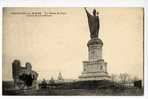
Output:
[{"xmin": 3, "ymin": 7, "xmax": 143, "ymax": 81}]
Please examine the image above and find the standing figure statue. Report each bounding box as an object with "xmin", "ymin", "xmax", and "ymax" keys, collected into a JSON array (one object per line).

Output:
[{"xmin": 85, "ymin": 8, "xmax": 100, "ymax": 39}]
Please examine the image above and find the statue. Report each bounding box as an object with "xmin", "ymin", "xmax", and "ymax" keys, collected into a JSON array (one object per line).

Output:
[{"xmin": 84, "ymin": 8, "xmax": 100, "ymax": 39}]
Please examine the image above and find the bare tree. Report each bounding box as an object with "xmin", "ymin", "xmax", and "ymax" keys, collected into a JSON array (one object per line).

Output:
[{"xmin": 119, "ymin": 73, "xmax": 130, "ymax": 84}]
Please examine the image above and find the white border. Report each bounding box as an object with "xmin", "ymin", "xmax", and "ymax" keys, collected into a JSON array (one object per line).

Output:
[
  {"xmin": 0, "ymin": 0, "xmax": 147, "ymax": 99},
  {"xmin": 0, "ymin": 1, "xmax": 145, "ymax": 7}
]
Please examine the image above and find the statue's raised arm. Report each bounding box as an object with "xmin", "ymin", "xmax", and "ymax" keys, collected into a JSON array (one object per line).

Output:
[
  {"xmin": 84, "ymin": 8, "xmax": 100, "ymax": 39},
  {"xmin": 84, "ymin": 8, "xmax": 92, "ymax": 18}
]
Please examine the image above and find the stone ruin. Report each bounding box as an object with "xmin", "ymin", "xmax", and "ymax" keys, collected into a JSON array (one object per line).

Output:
[{"xmin": 12, "ymin": 60, "xmax": 38, "ymax": 89}]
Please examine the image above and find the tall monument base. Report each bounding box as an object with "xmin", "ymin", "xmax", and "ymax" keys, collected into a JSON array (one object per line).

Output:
[
  {"xmin": 79, "ymin": 38, "xmax": 110, "ymax": 81},
  {"xmin": 79, "ymin": 60, "xmax": 110, "ymax": 81}
]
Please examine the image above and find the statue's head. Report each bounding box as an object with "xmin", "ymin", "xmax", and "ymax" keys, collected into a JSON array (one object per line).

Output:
[
  {"xmin": 97, "ymin": 12, "xmax": 99, "ymax": 15},
  {"xmin": 93, "ymin": 9, "xmax": 96, "ymax": 16}
]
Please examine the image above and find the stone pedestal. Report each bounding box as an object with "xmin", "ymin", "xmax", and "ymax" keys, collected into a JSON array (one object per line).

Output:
[{"xmin": 79, "ymin": 38, "xmax": 110, "ymax": 81}]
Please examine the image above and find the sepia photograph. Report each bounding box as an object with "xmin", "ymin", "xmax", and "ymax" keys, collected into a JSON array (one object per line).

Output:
[{"xmin": 2, "ymin": 7, "xmax": 144, "ymax": 96}]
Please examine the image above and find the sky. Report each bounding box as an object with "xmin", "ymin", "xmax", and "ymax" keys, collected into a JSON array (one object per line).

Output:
[{"xmin": 3, "ymin": 7, "xmax": 143, "ymax": 81}]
